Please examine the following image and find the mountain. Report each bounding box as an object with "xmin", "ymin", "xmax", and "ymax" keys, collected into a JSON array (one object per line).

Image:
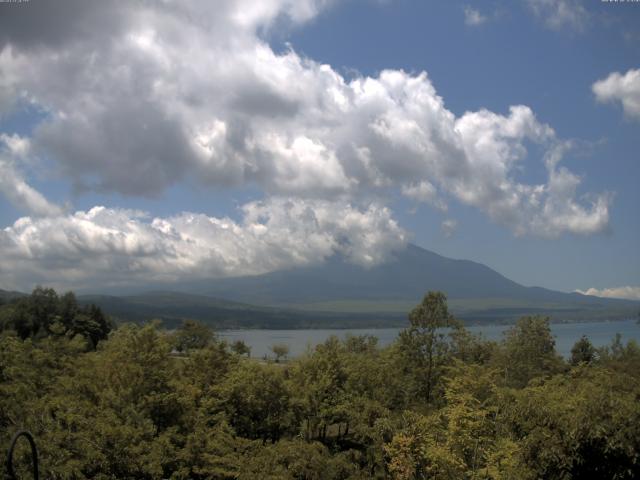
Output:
[
  {"xmin": 77, "ymin": 291, "xmax": 406, "ymax": 329},
  {"xmin": 0, "ymin": 289, "xmax": 27, "ymax": 303},
  {"xmin": 4, "ymin": 245, "xmax": 638, "ymax": 327},
  {"xmin": 181, "ymin": 244, "xmax": 556, "ymax": 303},
  {"xmin": 171, "ymin": 244, "xmax": 638, "ymax": 324}
]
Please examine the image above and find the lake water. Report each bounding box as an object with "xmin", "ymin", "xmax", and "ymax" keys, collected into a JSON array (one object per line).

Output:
[{"xmin": 219, "ymin": 319, "xmax": 640, "ymax": 359}]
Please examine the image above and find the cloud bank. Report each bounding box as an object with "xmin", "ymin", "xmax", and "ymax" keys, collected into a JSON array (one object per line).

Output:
[
  {"xmin": 0, "ymin": 0, "xmax": 615, "ymax": 289},
  {"xmin": 0, "ymin": 199, "xmax": 406, "ymax": 290},
  {"xmin": 575, "ymin": 286, "xmax": 640, "ymax": 301}
]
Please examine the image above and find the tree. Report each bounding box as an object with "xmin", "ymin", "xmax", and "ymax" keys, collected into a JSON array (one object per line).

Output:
[
  {"xmin": 239, "ymin": 439, "xmax": 353, "ymax": 480},
  {"xmin": 384, "ymin": 362, "xmax": 522, "ymax": 480},
  {"xmin": 570, "ymin": 335, "xmax": 597, "ymax": 366},
  {"xmin": 398, "ymin": 291, "xmax": 459, "ymax": 403},
  {"xmin": 58, "ymin": 291, "xmax": 79, "ymax": 331},
  {"xmin": 231, "ymin": 339, "xmax": 251, "ymax": 357},
  {"xmin": 502, "ymin": 367, "xmax": 640, "ymax": 479},
  {"xmin": 290, "ymin": 336, "xmax": 350, "ymax": 443},
  {"xmin": 29, "ymin": 286, "xmax": 59, "ymax": 337},
  {"xmin": 497, "ymin": 315, "xmax": 565, "ymax": 388},
  {"xmin": 344, "ymin": 334, "xmax": 378, "ymax": 354},
  {"xmin": 0, "ymin": 288, "xmax": 111, "ymax": 347},
  {"xmin": 220, "ymin": 363, "xmax": 297, "ymax": 443},
  {"xmin": 67, "ymin": 304, "xmax": 112, "ymax": 348},
  {"xmin": 271, "ymin": 343, "xmax": 290, "ymax": 363},
  {"xmin": 172, "ymin": 319, "xmax": 214, "ymax": 352},
  {"xmin": 597, "ymin": 334, "xmax": 640, "ymax": 377},
  {"xmin": 2, "ymin": 286, "xmax": 59, "ymax": 339}
]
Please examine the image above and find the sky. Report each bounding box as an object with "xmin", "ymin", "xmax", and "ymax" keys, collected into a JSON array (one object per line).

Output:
[{"xmin": 0, "ymin": 0, "xmax": 638, "ymax": 298}]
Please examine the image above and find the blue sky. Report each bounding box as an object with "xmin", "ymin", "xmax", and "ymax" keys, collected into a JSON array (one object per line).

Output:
[
  {"xmin": 0, "ymin": 0, "xmax": 638, "ymax": 297},
  {"xmin": 282, "ymin": 0, "xmax": 640, "ymax": 291}
]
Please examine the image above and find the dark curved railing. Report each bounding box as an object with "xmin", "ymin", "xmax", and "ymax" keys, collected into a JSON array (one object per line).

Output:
[{"xmin": 6, "ymin": 431, "xmax": 38, "ymax": 480}]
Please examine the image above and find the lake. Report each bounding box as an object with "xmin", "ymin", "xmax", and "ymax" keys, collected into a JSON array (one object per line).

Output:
[{"xmin": 219, "ymin": 319, "xmax": 640, "ymax": 359}]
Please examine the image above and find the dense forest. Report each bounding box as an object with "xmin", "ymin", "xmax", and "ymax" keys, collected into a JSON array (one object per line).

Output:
[{"xmin": 1, "ymin": 289, "xmax": 639, "ymax": 479}]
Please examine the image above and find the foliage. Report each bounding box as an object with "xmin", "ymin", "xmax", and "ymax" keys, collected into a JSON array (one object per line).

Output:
[
  {"xmin": 1, "ymin": 289, "xmax": 639, "ymax": 479},
  {"xmin": 501, "ymin": 366, "xmax": 640, "ymax": 479},
  {"xmin": 493, "ymin": 315, "xmax": 565, "ymax": 388},
  {"xmin": 171, "ymin": 319, "xmax": 215, "ymax": 352},
  {"xmin": 218, "ymin": 362, "xmax": 297, "ymax": 443},
  {"xmin": 271, "ymin": 343, "xmax": 290, "ymax": 363},
  {"xmin": 396, "ymin": 291, "xmax": 465, "ymax": 403},
  {"xmin": 570, "ymin": 335, "xmax": 597, "ymax": 366},
  {"xmin": 230, "ymin": 339, "xmax": 251, "ymax": 357},
  {"xmin": 0, "ymin": 287, "xmax": 112, "ymax": 348}
]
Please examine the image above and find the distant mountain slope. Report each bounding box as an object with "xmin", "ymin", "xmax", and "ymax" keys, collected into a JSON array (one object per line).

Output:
[
  {"xmin": 5, "ymin": 244, "xmax": 638, "ymax": 327},
  {"xmin": 183, "ymin": 244, "xmax": 635, "ymax": 307},
  {"xmin": 0, "ymin": 289, "xmax": 27, "ymax": 303},
  {"xmin": 77, "ymin": 291, "xmax": 406, "ymax": 329}
]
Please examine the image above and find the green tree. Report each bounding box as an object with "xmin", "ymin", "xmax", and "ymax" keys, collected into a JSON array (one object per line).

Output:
[
  {"xmin": 67, "ymin": 304, "xmax": 112, "ymax": 348},
  {"xmin": 496, "ymin": 315, "xmax": 565, "ymax": 388},
  {"xmin": 290, "ymin": 336, "xmax": 351, "ymax": 443},
  {"xmin": 239, "ymin": 439, "xmax": 354, "ymax": 480},
  {"xmin": 597, "ymin": 334, "xmax": 640, "ymax": 378},
  {"xmin": 170, "ymin": 414, "xmax": 245, "ymax": 479},
  {"xmin": 172, "ymin": 319, "xmax": 214, "ymax": 352},
  {"xmin": 58, "ymin": 291, "xmax": 79, "ymax": 331},
  {"xmin": 570, "ymin": 335, "xmax": 597, "ymax": 366},
  {"xmin": 219, "ymin": 362, "xmax": 297, "ymax": 443},
  {"xmin": 1, "ymin": 287, "xmax": 59, "ymax": 339},
  {"xmin": 271, "ymin": 343, "xmax": 290, "ymax": 363},
  {"xmin": 231, "ymin": 339, "xmax": 251, "ymax": 357},
  {"xmin": 28, "ymin": 286, "xmax": 59, "ymax": 337},
  {"xmin": 384, "ymin": 362, "xmax": 523, "ymax": 480},
  {"xmin": 502, "ymin": 366, "xmax": 640, "ymax": 479},
  {"xmin": 398, "ymin": 291, "xmax": 460, "ymax": 403},
  {"xmin": 0, "ymin": 288, "xmax": 111, "ymax": 347}
]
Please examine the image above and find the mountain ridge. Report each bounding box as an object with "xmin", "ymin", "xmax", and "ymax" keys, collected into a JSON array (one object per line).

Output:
[
  {"xmin": 2, "ymin": 244, "xmax": 637, "ymax": 327},
  {"xmin": 177, "ymin": 243, "xmax": 633, "ymax": 307}
]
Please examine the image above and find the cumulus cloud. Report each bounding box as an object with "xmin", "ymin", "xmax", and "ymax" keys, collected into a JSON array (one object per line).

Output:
[
  {"xmin": 593, "ymin": 68, "xmax": 640, "ymax": 120},
  {"xmin": 463, "ymin": 6, "xmax": 487, "ymax": 26},
  {"xmin": 0, "ymin": 134, "xmax": 63, "ymax": 217},
  {"xmin": 401, "ymin": 181, "xmax": 447, "ymax": 211},
  {"xmin": 453, "ymin": 114, "xmax": 609, "ymax": 237},
  {"xmin": 0, "ymin": 198, "xmax": 407, "ymax": 291},
  {"xmin": 526, "ymin": 0, "xmax": 589, "ymax": 32},
  {"xmin": 575, "ymin": 286, "xmax": 640, "ymax": 301},
  {"xmin": 0, "ymin": 0, "xmax": 611, "ymax": 242}
]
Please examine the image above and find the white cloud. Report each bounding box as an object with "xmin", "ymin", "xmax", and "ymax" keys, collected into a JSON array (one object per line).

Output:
[
  {"xmin": 453, "ymin": 113, "xmax": 609, "ymax": 237},
  {"xmin": 0, "ymin": 134, "xmax": 63, "ymax": 217},
  {"xmin": 0, "ymin": 199, "xmax": 407, "ymax": 291},
  {"xmin": 464, "ymin": 6, "xmax": 487, "ymax": 26},
  {"xmin": 441, "ymin": 219, "xmax": 457, "ymax": 238},
  {"xmin": 527, "ymin": 0, "xmax": 589, "ymax": 32},
  {"xmin": 0, "ymin": 0, "xmax": 612, "ymax": 242},
  {"xmin": 401, "ymin": 180, "xmax": 447, "ymax": 211},
  {"xmin": 593, "ymin": 68, "xmax": 640, "ymax": 120},
  {"xmin": 575, "ymin": 286, "xmax": 640, "ymax": 301}
]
